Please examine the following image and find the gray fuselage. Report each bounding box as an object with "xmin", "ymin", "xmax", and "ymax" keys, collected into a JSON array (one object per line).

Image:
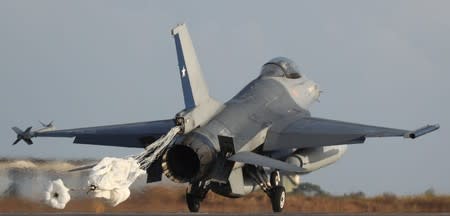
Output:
[{"xmin": 163, "ymin": 72, "xmax": 323, "ymax": 184}]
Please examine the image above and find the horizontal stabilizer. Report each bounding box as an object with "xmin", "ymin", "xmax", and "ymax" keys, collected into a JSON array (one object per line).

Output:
[
  {"xmin": 228, "ymin": 151, "xmax": 308, "ymax": 174},
  {"xmin": 405, "ymin": 124, "xmax": 440, "ymax": 139}
]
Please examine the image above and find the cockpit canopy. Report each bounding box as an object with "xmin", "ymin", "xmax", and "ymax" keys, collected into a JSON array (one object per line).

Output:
[{"xmin": 260, "ymin": 57, "xmax": 302, "ymax": 79}]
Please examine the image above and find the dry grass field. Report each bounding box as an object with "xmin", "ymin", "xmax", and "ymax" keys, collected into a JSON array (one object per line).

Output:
[
  {"xmin": 1, "ymin": 159, "xmax": 448, "ymax": 213},
  {"xmin": 1, "ymin": 186, "xmax": 449, "ymax": 213}
]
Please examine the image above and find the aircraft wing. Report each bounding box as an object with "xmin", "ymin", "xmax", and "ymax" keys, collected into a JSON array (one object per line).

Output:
[
  {"xmin": 33, "ymin": 119, "xmax": 176, "ymax": 148},
  {"xmin": 263, "ymin": 117, "xmax": 439, "ymax": 151}
]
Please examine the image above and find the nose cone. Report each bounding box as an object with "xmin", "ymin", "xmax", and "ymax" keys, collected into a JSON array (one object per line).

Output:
[
  {"xmin": 162, "ymin": 133, "xmax": 216, "ymax": 183},
  {"xmin": 308, "ymin": 82, "xmax": 321, "ymax": 101},
  {"xmin": 291, "ymin": 80, "xmax": 321, "ymax": 109}
]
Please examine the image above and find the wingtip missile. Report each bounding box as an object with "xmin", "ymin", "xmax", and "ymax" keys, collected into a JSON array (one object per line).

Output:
[{"xmin": 11, "ymin": 126, "xmax": 34, "ymax": 145}]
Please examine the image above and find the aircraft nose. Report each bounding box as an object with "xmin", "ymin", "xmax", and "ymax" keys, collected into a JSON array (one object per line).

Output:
[{"xmin": 308, "ymin": 82, "xmax": 321, "ymax": 100}]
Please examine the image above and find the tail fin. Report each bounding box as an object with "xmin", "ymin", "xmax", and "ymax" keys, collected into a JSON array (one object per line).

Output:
[{"xmin": 171, "ymin": 23, "xmax": 210, "ymax": 109}]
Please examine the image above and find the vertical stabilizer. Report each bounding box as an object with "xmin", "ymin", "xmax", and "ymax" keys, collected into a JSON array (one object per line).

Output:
[{"xmin": 172, "ymin": 23, "xmax": 210, "ymax": 109}]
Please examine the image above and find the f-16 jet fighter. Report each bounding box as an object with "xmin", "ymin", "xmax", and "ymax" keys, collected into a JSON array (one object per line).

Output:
[{"xmin": 12, "ymin": 23, "xmax": 439, "ymax": 212}]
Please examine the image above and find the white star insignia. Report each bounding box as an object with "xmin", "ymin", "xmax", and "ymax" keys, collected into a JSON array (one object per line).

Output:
[{"xmin": 181, "ymin": 66, "xmax": 186, "ymax": 77}]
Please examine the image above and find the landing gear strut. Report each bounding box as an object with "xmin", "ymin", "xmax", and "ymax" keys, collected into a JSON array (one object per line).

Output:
[
  {"xmin": 248, "ymin": 167, "xmax": 286, "ymax": 212},
  {"xmin": 186, "ymin": 181, "xmax": 209, "ymax": 212},
  {"xmin": 270, "ymin": 170, "xmax": 281, "ymax": 187}
]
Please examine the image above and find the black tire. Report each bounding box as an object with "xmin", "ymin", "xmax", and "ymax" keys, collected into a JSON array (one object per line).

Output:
[
  {"xmin": 270, "ymin": 186, "xmax": 286, "ymax": 212},
  {"xmin": 270, "ymin": 170, "xmax": 280, "ymax": 187},
  {"xmin": 186, "ymin": 193, "xmax": 200, "ymax": 212}
]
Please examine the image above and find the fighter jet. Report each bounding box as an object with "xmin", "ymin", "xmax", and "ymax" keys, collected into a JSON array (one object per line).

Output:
[{"xmin": 12, "ymin": 23, "xmax": 439, "ymax": 212}]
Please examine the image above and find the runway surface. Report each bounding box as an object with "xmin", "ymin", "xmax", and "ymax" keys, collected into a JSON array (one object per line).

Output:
[{"xmin": 1, "ymin": 213, "xmax": 450, "ymax": 216}]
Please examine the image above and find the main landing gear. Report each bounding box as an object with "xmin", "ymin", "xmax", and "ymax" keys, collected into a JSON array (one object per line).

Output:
[
  {"xmin": 268, "ymin": 170, "xmax": 286, "ymax": 212},
  {"xmin": 186, "ymin": 181, "xmax": 209, "ymax": 212},
  {"xmin": 270, "ymin": 185, "xmax": 286, "ymax": 212},
  {"xmin": 249, "ymin": 167, "xmax": 286, "ymax": 212},
  {"xmin": 185, "ymin": 169, "xmax": 286, "ymax": 213}
]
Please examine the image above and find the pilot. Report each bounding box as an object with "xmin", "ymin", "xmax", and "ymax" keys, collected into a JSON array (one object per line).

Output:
[{"xmin": 261, "ymin": 57, "xmax": 302, "ymax": 79}]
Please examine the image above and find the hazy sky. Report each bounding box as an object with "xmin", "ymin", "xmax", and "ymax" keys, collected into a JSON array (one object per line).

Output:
[{"xmin": 1, "ymin": 0, "xmax": 449, "ymax": 195}]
